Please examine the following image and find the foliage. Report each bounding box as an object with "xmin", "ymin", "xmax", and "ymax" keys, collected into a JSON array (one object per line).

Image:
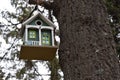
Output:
[
  {"xmin": 105, "ymin": 0, "xmax": 120, "ymax": 23},
  {"xmin": 47, "ymin": 57, "xmax": 62, "ymax": 80},
  {"xmin": 104, "ymin": 0, "xmax": 120, "ymax": 59},
  {"xmin": 0, "ymin": 0, "xmax": 62, "ymax": 80}
]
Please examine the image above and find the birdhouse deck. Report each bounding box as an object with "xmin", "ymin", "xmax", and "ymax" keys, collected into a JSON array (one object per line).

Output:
[{"xmin": 20, "ymin": 45, "xmax": 57, "ymax": 60}]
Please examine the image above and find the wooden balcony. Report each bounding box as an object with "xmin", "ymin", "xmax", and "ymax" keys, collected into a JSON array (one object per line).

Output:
[
  {"xmin": 19, "ymin": 45, "xmax": 57, "ymax": 61},
  {"xmin": 25, "ymin": 41, "xmax": 39, "ymax": 46}
]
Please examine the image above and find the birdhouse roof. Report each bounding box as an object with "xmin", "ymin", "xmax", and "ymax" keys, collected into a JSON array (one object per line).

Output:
[
  {"xmin": 22, "ymin": 12, "xmax": 57, "ymax": 28},
  {"xmin": 20, "ymin": 12, "xmax": 57, "ymax": 37}
]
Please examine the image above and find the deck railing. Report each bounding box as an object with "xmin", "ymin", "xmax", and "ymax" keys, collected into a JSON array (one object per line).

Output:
[{"xmin": 25, "ymin": 41, "xmax": 39, "ymax": 46}]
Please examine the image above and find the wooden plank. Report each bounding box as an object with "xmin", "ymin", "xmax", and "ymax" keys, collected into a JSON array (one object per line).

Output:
[{"xmin": 19, "ymin": 45, "xmax": 57, "ymax": 61}]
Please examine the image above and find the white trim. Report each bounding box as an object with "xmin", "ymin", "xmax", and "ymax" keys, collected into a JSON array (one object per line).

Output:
[
  {"xmin": 51, "ymin": 29, "xmax": 54, "ymax": 46},
  {"xmin": 22, "ymin": 12, "xmax": 57, "ymax": 28},
  {"xmin": 24, "ymin": 25, "xmax": 55, "ymax": 46},
  {"xmin": 39, "ymin": 28, "xmax": 41, "ymax": 45},
  {"xmin": 41, "ymin": 27, "xmax": 54, "ymax": 46},
  {"xmin": 41, "ymin": 26, "xmax": 54, "ymax": 30},
  {"xmin": 25, "ymin": 25, "xmax": 41, "ymax": 43},
  {"xmin": 26, "ymin": 25, "xmax": 40, "ymax": 29},
  {"xmin": 25, "ymin": 28, "xmax": 28, "ymax": 42}
]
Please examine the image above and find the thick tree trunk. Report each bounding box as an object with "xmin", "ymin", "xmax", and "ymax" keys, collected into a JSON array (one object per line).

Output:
[
  {"xmin": 54, "ymin": 0, "xmax": 120, "ymax": 80},
  {"xmin": 29, "ymin": 0, "xmax": 120, "ymax": 80}
]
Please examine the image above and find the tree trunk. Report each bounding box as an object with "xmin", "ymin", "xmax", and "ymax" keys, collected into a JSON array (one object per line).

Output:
[
  {"xmin": 54, "ymin": 0, "xmax": 120, "ymax": 80},
  {"xmin": 29, "ymin": 0, "xmax": 120, "ymax": 80}
]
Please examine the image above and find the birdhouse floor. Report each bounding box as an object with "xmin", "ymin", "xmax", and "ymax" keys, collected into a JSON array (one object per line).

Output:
[{"xmin": 19, "ymin": 45, "xmax": 57, "ymax": 61}]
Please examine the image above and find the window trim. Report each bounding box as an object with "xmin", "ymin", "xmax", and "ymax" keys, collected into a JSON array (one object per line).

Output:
[{"xmin": 25, "ymin": 25, "xmax": 55, "ymax": 46}]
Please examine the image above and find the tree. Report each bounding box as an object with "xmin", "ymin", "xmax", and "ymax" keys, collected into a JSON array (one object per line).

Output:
[
  {"xmin": 0, "ymin": 0, "xmax": 62, "ymax": 80},
  {"xmin": 104, "ymin": 0, "xmax": 120, "ymax": 59},
  {"xmin": 29, "ymin": 0, "xmax": 120, "ymax": 80}
]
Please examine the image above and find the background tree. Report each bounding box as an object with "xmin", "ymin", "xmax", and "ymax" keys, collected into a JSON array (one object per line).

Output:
[
  {"xmin": 0, "ymin": 0, "xmax": 62, "ymax": 80},
  {"xmin": 29, "ymin": 0, "xmax": 120, "ymax": 80},
  {"xmin": 104, "ymin": 0, "xmax": 120, "ymax": 59}
]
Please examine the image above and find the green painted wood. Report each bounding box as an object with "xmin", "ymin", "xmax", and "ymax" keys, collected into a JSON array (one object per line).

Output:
[{"xmin": 28, "ymin": 17, "xmax": 49, "ymax": 26}]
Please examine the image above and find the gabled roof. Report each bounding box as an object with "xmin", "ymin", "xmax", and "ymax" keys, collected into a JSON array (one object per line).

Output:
[{"xmin": 22, "ymin": 12, "xmax": 56, "ymax": 28}]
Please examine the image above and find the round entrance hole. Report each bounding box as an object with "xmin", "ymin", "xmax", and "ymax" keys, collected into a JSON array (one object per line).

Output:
[{"xmin": 36, "ymin": 20, "xmax": 42, "ymax": 25}]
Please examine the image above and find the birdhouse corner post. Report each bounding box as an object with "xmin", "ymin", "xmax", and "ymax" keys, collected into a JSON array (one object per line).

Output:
[
  {"xmin": 39, "ymin": 26, "xmax": 42, "ymax": 45},
  {"xmin": 52, "ymin": 28, "xmax": 55, "ymax": 46},
  {"xmin": 25, "ymin": 25, "xmax": 29, "ymax": 45}
]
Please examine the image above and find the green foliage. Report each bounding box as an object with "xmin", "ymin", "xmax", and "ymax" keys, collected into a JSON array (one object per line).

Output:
[
  {"xmin": 47, "ymin": 57, "xmax": 62, "ymax": 80},
  {"xmin": 16, "ymin": 67, "xmax": 26, "ymax": 79},
  {"xmin": 105, "ymin": 0, "xmax": 120, "ymax": 59},
  {"xmin": 0, "ymin": 0, "xmax": 62, "ymax": 79},
  {"xmin": 105, "ymin": 0, "xmax": 120, "ymax": 23}
]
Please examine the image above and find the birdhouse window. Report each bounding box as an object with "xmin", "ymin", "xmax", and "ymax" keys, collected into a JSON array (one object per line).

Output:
[
  {"xmin": 29, "ymin": 30, "xmax": 36, "ymax": 38},
  {"xmin": 28, "ymin": 28, "xmax": 39, "ymax": 41},
  {"xmin": 41, "ymin": 29, "xmax": 52, "ymax": 46}
]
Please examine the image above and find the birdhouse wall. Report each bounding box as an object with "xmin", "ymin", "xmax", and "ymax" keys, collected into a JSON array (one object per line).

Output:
[
  {"xmin": 23, "ymin": 25, "xmax": 55, "ymax": 46},
  {"xmin": 28, "ymin": 17, "xmax": 49, "ymax": 26}
]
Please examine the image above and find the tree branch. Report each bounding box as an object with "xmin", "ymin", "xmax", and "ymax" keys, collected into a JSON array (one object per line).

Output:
[
  {"xmin": 29, "ymin": 0, "xmax": 60, "ymax": 19},
  {"xmin": 29, "ymin": 0, "xmax": 53, "ymax": 9},
  {"xmin": 29, "ymin": 0, "xmax": 43, "ymax": 5},
  {"xmin": 0, "ymin": 38, "xmax": 18, "ymax": 61}
]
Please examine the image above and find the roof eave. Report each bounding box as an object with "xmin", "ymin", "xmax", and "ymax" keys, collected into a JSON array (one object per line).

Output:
[{"xmin": 22, "ymin": 12, "xmax": 57, "ymax": 28}]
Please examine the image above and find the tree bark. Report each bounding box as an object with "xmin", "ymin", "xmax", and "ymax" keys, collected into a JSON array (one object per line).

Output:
[
  {"xmin": 29, "ymin": 0, "xmax": 120, "ymax": 80},
  {"xmin": 54, "ymin": 0, "xmax": 120, "ymax": 80}
]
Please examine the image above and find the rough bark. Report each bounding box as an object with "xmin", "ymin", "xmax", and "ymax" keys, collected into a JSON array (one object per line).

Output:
[
  {"xmin": 29, "ymin": 0, "xmax": 120, "ymax": 80},
  {"xmin": 54, "ymin": 0, "xmax": 120, "ymax": 80}
]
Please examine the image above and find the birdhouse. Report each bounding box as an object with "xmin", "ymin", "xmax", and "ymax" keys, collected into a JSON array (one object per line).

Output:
[{"xmin": 20, "ymin": 12, "xmax": 57, "ymax": 61}]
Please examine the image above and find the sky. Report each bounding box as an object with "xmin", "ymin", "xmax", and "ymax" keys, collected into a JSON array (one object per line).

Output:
[
  {"xmin": 0, "ymin": 1, "xmax": 62, "ymax": 80},
  {"xmin": 0, "ymin": 0, "xmax": 13, "ymax": 11},
  {"xmin": 0, "ymin": 0, "xmax": 15, "ymax": 23},
  {"xmin": 0, "ymin": 0, "xmax": 13, "ymax": 50},
  {"xmin": 0, "ymin": 0, "xmax": 60, "ymax": 50},
  {"xmin": 0, "ymin": 1, "xmax": 51, "ymax": 80}
]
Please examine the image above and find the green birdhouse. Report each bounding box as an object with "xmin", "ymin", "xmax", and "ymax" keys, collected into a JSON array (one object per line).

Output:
[{"xmin": 20, "ymin": 12, "xmax": 57, "ymax": 61}]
